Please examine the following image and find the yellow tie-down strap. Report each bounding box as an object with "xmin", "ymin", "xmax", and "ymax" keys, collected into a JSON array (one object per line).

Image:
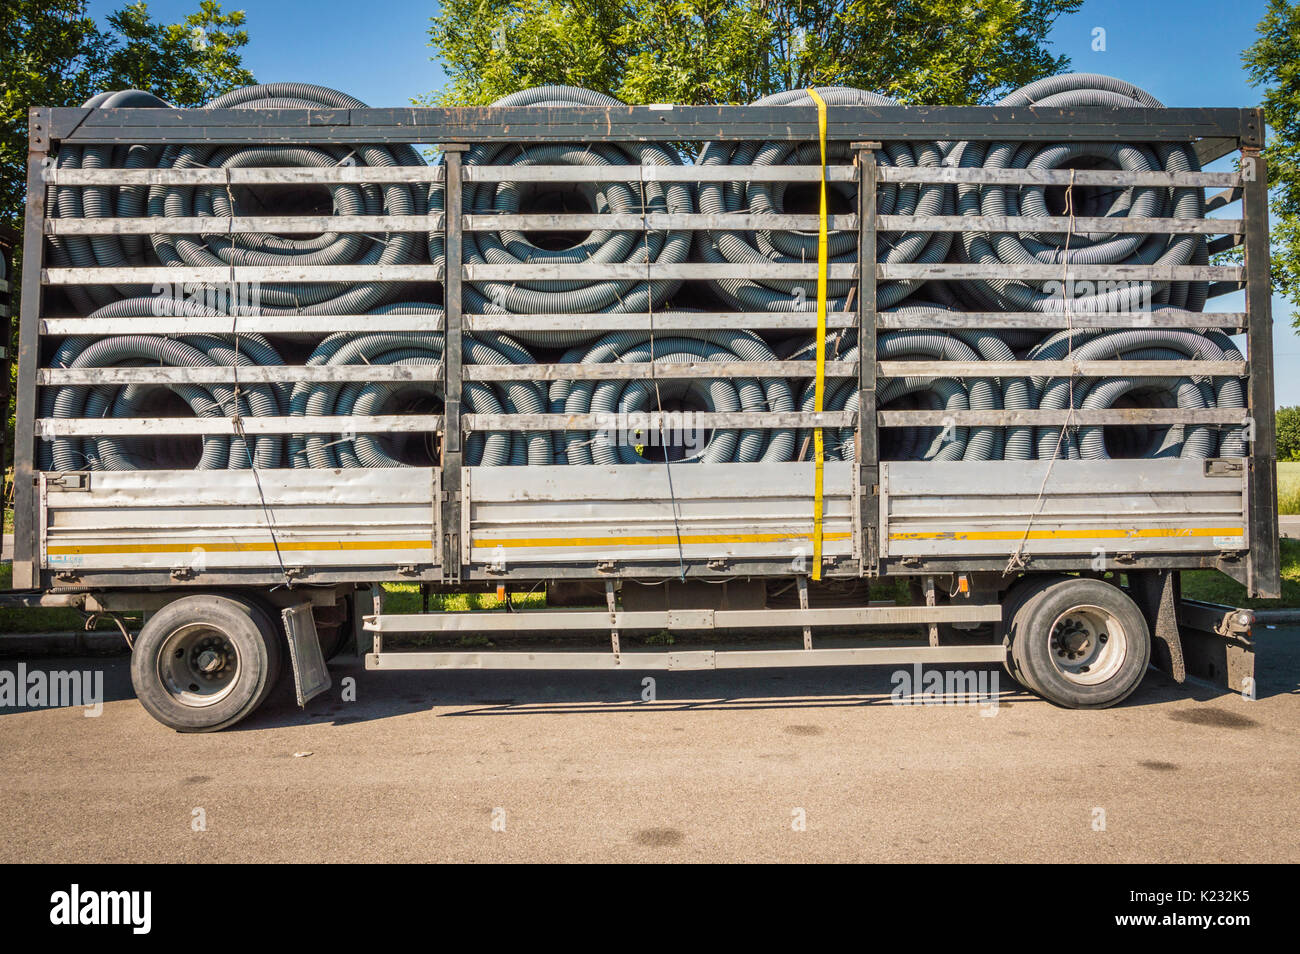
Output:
[{"xmin": 807, "ymin": 88, "xmax": 830, "ymax": 582}]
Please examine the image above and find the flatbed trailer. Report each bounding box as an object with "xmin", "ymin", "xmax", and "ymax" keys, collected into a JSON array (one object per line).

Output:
[{"xmin": 1, "ymin": 95, "xmax": 1277, "ymax": 729}]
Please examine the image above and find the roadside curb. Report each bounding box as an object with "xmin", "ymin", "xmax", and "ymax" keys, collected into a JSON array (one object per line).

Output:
[
  {"xmin": 1251, "ymin": 609, "xmax": 1300, "ymax": 625},
  {"xmin": 0, "ymin": 632, "xmax": 129, "ymax": 655}
]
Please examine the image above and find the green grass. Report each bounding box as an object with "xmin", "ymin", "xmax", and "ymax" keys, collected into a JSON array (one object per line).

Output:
[
  {"xmin": 1177, "ymin": 537, "xmax": 1300, "ymax": 609},
  {"xmin": 1278, "ymin": 462, "xmax": 1300, "ymax": 515},
  {"xmin": 2, "ymin": 508, "xmax": 11, "ymax": 534},
  {"xmin": 380, "ymin": 582, "xmax": 547, "ymax": 614}
]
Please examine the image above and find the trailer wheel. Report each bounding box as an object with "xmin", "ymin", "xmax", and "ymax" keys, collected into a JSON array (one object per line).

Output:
[
  {"xmin": 1005, "ymin": 577, "xmax": 1150, "ymax": 708},
  {"xmin": 130, "ymin": 594, "xmax": 283, "ymax": 732}
]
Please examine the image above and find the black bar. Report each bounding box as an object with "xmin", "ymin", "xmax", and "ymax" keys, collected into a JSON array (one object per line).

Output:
[
  {"xmin": 46, "ymin": 105, "xmax": 1255, "ymax": 145},
  {"xmin": 13, "ymin": 110, "xmax": 49, "ymax": 588},
  {"xmin": 441, "ymin": 146, "xmax": 466, "ymax": 584},
  {"xmin": 1242, "ymin": 146, "xmax": 1280, "ymax": 598},
  {"xmin": 856, "ymin": 146, "xmax": 880, "ymax": 577}
]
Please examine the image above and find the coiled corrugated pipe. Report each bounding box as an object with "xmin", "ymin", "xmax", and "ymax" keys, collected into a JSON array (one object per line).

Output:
[
  {"xmin": 43, "ymin": 329, "xmax": 286, "ymax": 471},
  {"xmin": 46, "ymin": 90, "xmax": 172, "ymax": 314},
  {"xmin": 950, "ymin": 73, "xmax": 1208, "ymax": 314},
  {"xmin": 695, "ymin": 87, "xmax": 952, "ymax": 313},
  {"xmin": 141, "ymin": 83, "xmax": 428, "ymax": 315},
  {"xmin": 550, "ymin": 330, "xmax": 796, "ymax": 464},
  {"xmin": 289, "ymin": 303, "xmax": 550, "ymax": 467},
  {"xmin": 790, "ymin": 305, "xmax": 1003, "ymax": 461},
  {"xmin": 1028, "ymin": 323, "xmax": 1245, "ymax": 458},
  {"xmin": 430, "ymin": 86, "xmax": 694, "ymax": 345}
]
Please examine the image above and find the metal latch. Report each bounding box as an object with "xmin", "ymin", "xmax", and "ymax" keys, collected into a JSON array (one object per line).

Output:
[
  {"xmin": 46, "ymin": 472, "xmax": 90, "ymax": 491},
  {"xmin": 1205, "ymin": 458, "xmax": 1244, "ymax": 477}
]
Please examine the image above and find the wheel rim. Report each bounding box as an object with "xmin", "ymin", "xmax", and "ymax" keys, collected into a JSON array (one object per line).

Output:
[
  {"xmin": 156, "ymin": 623, "xmax": 242, "ymax": 707},
  {"xmin": 1046, "ymin": 604, "xmax": 1127, "ymax": 686}
]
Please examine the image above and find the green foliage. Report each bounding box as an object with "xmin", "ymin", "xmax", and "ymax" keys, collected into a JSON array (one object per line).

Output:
[
  {"xmin": 424, "ymin": 0, "xmax": 1082, "ymax": 107},
  {"xmin": 1276, "ymin": 405, "xmax": 1300, "ymax": 461},
  {"xmin": 1, "ymin": 0, "xmax": 253, "ymax": 236},
  {"xmin": 1244, "ymin": 0, "xmax": 1300, "ymax": 312},
  {"xmin": 0, "ymin": 1, "xmax": 252, "ymax": 467}
]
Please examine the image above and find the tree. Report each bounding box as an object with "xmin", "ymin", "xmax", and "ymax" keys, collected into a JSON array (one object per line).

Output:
[
  {"xmin": 423, "ymin": 0, "xmax": 1082, "ymax": 107},
  {"xmin": 1244, "ymin": 0, "xmax": 1300, "ymax": 313},
  {"xmin": 1277, "ymin": 406, "xmax": 1300, "ymax": 461},
  {"xmin": 0, "ymin": 0, "xmax": 253, "ymax": 465},
  {"xmin": 0, "ymin": 1, "xmax": 252, "ymax": 237}
]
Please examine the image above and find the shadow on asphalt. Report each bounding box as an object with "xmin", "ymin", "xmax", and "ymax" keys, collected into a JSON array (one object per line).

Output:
[{"xmin": 1, "ymin": 625, "xmax": 1293, "ymax": 727}]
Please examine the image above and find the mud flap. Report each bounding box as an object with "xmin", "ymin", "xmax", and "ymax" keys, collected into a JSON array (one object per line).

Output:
[
  {"xmin": 1128, "ymin": 570, "xmax": 1185, "ymax": 682},
  {"xmin": 1177, "ymin": 599, "xmax": 1256, "ymax": 696},
  {"xmin": 281, "ymin": 603, "xmax": 332, "ymax": 707}
]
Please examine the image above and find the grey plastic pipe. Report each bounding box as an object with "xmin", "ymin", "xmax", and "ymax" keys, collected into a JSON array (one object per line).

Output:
[
  {"xmin": 695, "ymin": 87, "xmax": 953, "ymax": 313},
  {"xmin": 289, "ymin": 304, "xmax": 551, "ymax": 467},
  {"xmin": 430, "ymin": 86, "xmax": 694, "ymax": 346},
  {"xmin": 550, "ymin": 329, "xmax": 796, "ymax": 464},
  {"xmin": 949, "ymin": 73, "xmax": 1208, "ymax": 314}
]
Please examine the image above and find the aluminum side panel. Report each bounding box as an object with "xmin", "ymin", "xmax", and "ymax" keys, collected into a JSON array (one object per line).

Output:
[{"xmin": 880, "ymin": 460, "xmax": 1246, "ymax": 559}]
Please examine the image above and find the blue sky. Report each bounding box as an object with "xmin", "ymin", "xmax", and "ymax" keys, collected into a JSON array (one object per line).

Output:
[{"xmin": 87, "ymin": 0, "xmax": 1298, "ymax": 405}]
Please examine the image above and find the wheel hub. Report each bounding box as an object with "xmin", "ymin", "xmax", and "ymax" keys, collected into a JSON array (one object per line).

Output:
[
  {"xmin": 1046, "ymin": 605, "xmax": 1127, "ymax": 686},
  {"xmin": 157, "ymin": 624, "xmax": 242, "ymax": 707}
]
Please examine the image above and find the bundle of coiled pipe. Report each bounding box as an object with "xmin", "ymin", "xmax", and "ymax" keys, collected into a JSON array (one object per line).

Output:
[
  {"xmin": 949, "ymin": 73, "xmax": 1209, "ymax": 314},
  {"xmin": 431, "ymin": 86, "xmax": 694, "ymax": 344},
  {"xmin": 549, "ymin": 330, "xmax": 796, "ymax": 464},
  {"xmin": 695, "ymin": 87, "xmax": 953, "ymax": 313},
  {"xmin": 49, "ymin": 84, "xmax": 430, "ymax": 316},
  {"xmin": 1027, "ymin": 322, "xmax": 1246, "ymax": 459},
  {"xmin": 46, "ymin": 90, "xmax": 173, "ymax": 313},
  {"xmin": 41, "ymin": 325, "xmax": 286, "ymax": 471},
  {"xmin": 790, "ymin": 305, "xmax": 1005, "ymax": 462},
  {"xmin": 288, "ymin": 304, "xmax": 551, "ymax": 467}
]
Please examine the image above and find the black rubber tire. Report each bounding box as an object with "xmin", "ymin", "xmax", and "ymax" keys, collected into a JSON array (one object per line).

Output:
[
  {"xmin": 130, "ymin": 594, "xmax": 282, "ymax": 732},
  {"xmin": 223, "ymin": 594, "xmax": 285, "ymax": 708},
  {"xmin": 998, "ymin": 574, "xmax": 1071, "ymax": 691},
  {"xmin": 1006, "ymin": 577, "xmax": 1151, "ymax": 709}
]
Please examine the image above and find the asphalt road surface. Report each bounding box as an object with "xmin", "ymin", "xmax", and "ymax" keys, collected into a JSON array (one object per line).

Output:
[{"xmin": 0, "ymin": 628, "xmax": 1296, "ymax": 863}]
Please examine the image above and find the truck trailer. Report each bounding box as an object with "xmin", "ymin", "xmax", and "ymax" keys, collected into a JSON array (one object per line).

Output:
[{"xmin": 1, "ymin": 76, "xmax": 1277, "ymax": 730}]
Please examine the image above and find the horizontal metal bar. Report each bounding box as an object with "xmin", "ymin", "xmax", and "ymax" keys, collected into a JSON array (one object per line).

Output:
[
  {"xmin": 462, "ymin": 410, "xmax": 857, "ymax": 430},
  {"xmin": 40, "ymin": 310, "xmax": 856, "ymax": 336},
  {"xmin": 464, "ymin": 360, "xmax": 858, "ymax": 381},
  {"xmin": 46, "ymin": 213, "xmax": 443, "ymax": 236},
  {"xmin": 875, "ymin": 310, "xmax": 1242, "ymax": 329},
  {"xmin": 878, "ymin": 167, "xmax": 1238, "ymax": 187},
  {"xmin": 877, "ymin": 215, "xmax": 1241, "ymax": 235},
  {"xmin": 463, "ymin": 212, "xmax": 855, "ymax": 230},
  {"xmin": 39, "ymin": 212, "xmax": 1241, "ymax": 237},
  {"xmin": 365, "ymin": 603, "xmax": 1003, "ymax": 632},
  {"xmin": 39, "ymin": 365, "xmax": 444, "ymax": 386},
  {"xmin": 43, "ymin": 261, "xmax": 1241, "ymax": 285},
  {"xmin": 877, "ymin": 408, "xmax": 1248, "ymax": 426},
  {"xmin": 43, "ymin": 264, "xmax": 445, "ymax": 284},
  {"xmin": 48, "ymin": 105, "xmax": 1254, "ymax": 146},
  {"xmin": 38, "ymin": 360, "xmax": 859, "ymax": 386},
  {"xmin": 462, "ymin": 165, "xmax": 856, "ymax": 183},
  {"xmin": 366, "ymin": 644, "xmax": 1009, "ymax": 671},
  {"xmin": 462, "ymin": 263, "xmax": 857, "ymax": 280},
  {"xmin": 36, "ymin": 415, "xmax": 444, "ymax": 436},
  {"xmin": 45, "ymin": 166, "xmax": 445, "ymax": 186},
  {"xmin": 465, "ymin": 311, "xmax": 855, "ymax": 332},
  {"xmin": 878, "ymin": 263, "xmax": 1242, "ymax": 281},
  {"xmin": 42, "ymin": 314, "xmax": 446, "ymax": 336},
  {"xmin": 874, "ymin": 359, "xmax": 1247, "ymax": 377}
]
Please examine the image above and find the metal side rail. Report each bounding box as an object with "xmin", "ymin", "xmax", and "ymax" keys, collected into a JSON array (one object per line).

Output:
[{"xmin": 363, "ymin": 603, "xmax": 1005, "ymax": 671}]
